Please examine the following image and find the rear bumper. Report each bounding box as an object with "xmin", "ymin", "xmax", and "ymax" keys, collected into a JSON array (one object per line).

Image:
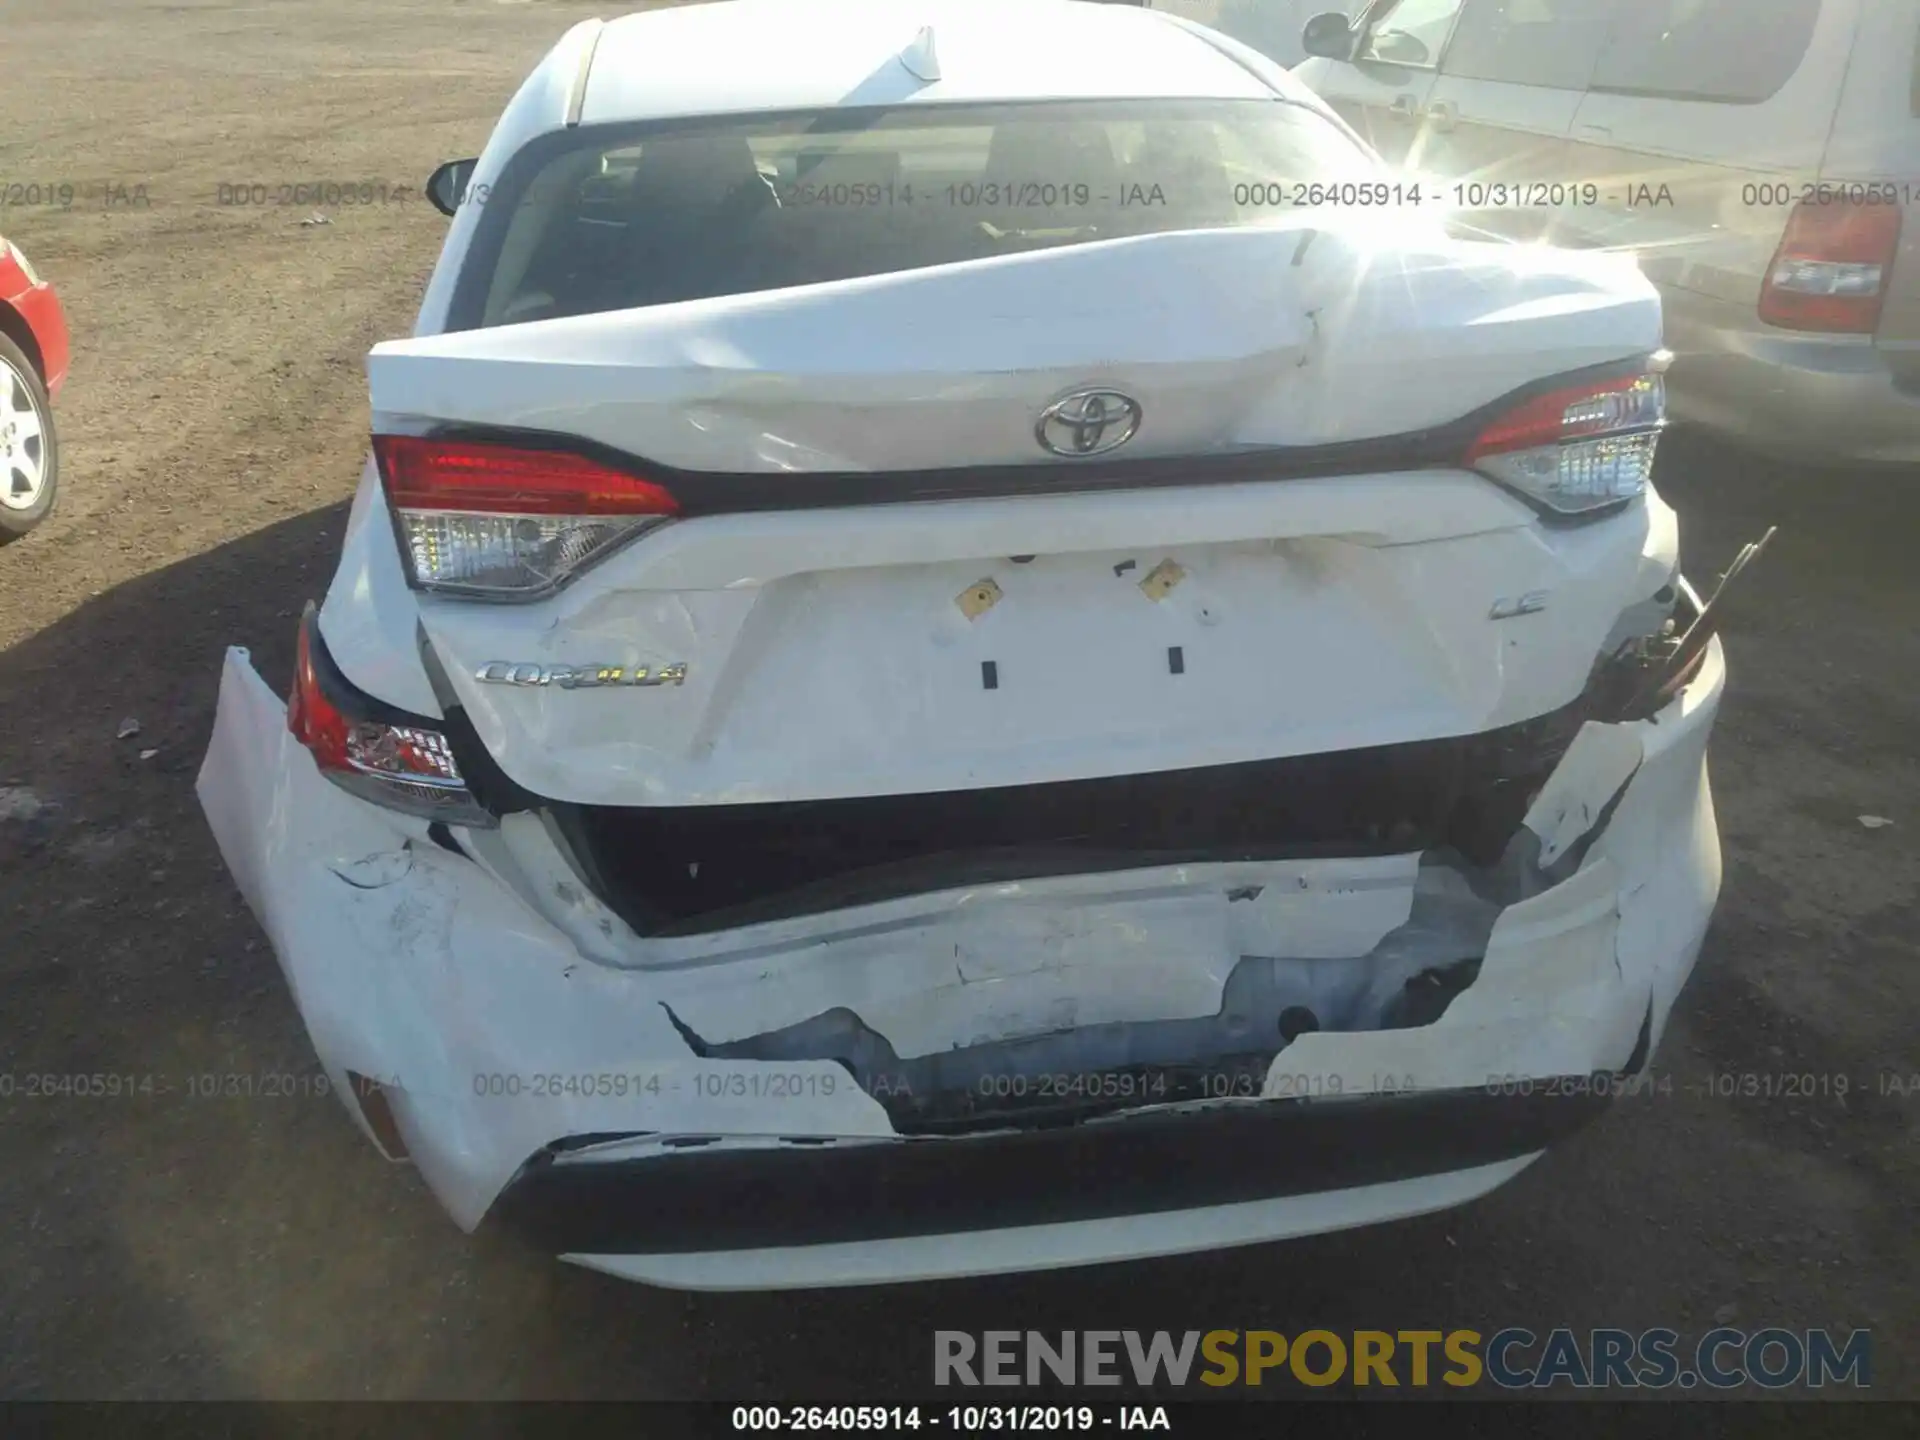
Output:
[
  {"xmin": 492, "ymin": 1084, "xmax": 1606, "ymax": 1255},
  {"xmin": 197, "ymin": 637, "xmax": 1725, "ymax": 1289},
  {"xmin": 555, "ymin": 1157, "xmax": 1542, "ymax": 1292},
  {"xmin": 1661, "ymin": 292, "xmax": 1919, "ymax": 465}
]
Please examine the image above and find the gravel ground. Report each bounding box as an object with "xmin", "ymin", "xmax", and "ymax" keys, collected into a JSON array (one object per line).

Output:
[{"xmin": 1, "ymin": 0, "xmax": 1915, "ymax": 1409}]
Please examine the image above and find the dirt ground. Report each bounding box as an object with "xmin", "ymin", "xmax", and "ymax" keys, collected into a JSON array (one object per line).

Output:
[{"xmin": 1, "ymin": 0, "xmax": 1916, "ymax": 1409}]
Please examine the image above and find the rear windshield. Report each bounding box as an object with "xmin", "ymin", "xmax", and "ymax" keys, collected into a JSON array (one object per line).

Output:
[{"xmin": 453, "ymin": 99, "xmax": 1377, "ymax": 329}]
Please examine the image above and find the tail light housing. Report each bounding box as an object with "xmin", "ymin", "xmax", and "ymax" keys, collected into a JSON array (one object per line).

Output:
[
  {"xmin": 374, "ymin": 435, "xmax": 680, "ymax": 599},
  {"xmin": 1465, "ymin": 363, "xmax": 1667, "ymax": 515},
  {"xmin": 1759, "ymin": 199, "xmax": 1902, "ymax": 334},
  {"xmin": 287, "ymin": 606, "xmax": 494, "ymax": 827}
]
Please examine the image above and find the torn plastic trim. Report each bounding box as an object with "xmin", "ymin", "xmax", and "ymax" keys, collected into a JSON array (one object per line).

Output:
[
  {"xmin": 1280, "ymin": 636, "xmax": 1725, "ymax": 1105},
  {"xmin": 660, "ymin": 855, "xmax": 1500, "ymax": 1136},
  {"xmin": 1588, "ymin": 528, "xmax": 1774, "ymax": 723},
  {"xmin": 650, "ymin": 843, "xmax": 1609, "ymax": 1139},
  {"xmin": 656, "ymin": 696, "xmax": 1679, "ymax": 1137},
  {"xmin": 570, "ymin": 641, "xmax": 1713, "ymax": 1140}
]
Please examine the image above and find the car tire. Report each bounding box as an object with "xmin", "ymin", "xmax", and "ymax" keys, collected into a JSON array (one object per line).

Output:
[{"xmin": 0, "ymin": 330, "xmax": 59, "ymax": 543}]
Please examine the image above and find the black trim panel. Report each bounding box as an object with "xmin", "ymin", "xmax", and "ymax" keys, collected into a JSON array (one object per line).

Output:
[
  {"xmin": 407, "ymin": 353, "xmax": 1654, "ymax": 523},
  {"xmin": 304, "ymin": 605, "xmax": 435, "ymax": 730},
  {"xmin": 484, "ymin": 1082, "xmax": 1612, "ymax": 1254},
  {"xmin": 551, "ymin": 687, "xmax": 1586, "ymax": 936}
]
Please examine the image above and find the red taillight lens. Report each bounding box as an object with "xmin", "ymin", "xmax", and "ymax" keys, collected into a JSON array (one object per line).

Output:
[
  {"xmin": 373, "ymin": 435, "xmax": 680, "ymax": 516},
  {"xmin": 373, "ymin": 436, "xmax": 680, "ymax": 598},
  {"xmin": 1465, "ymin": 368, "xmax": 1666, "ymax": 515},
  {"xmin": 1466, "ymin": 374, "xmax": 1661, "ymax": 461},
  {"xmin": 288, "ymin": 607, "xmax": 493, "ymax": 826},
  {"xmin": 1759, "ymin": 200, "xmax": 1902, "ymax": 334},
  {"xmin": 288, "ymin": 611, "xmax": 352, "ymax": 768}
]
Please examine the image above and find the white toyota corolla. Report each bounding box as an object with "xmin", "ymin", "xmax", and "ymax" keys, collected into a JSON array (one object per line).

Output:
[{"xmin": 199, "ymin": 0, "xmax": 1748, "ymax": 1290}]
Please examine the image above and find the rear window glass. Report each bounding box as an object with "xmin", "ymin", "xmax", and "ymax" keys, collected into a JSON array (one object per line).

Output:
[
  {"xmin": 1440, "ymin": 0, "xmax": 1619, "ymax": 90},
  {"xmin": 454, "ymin": 99, "xmax": 1377, "ymax": 329},
  {"xmin": 1589, "ymin": 0, "xmax": 1822, "ymax": 106}
]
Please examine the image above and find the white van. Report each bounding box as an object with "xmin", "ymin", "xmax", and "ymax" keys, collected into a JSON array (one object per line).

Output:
[{"xmin": 1294, "ymin": 0, "xmax": 1920, "ymax": 464}]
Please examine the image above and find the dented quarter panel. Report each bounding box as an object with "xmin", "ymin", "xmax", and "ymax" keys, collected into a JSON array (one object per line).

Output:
[{"xmin": 198, "ymin": 650, "xmax": 895, "ymax": 1225}]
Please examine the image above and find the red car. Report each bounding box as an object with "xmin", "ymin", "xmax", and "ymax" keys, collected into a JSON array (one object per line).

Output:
[{"xmin": 0, "ymin": 234, "xmax": 69, "ymax": 542}]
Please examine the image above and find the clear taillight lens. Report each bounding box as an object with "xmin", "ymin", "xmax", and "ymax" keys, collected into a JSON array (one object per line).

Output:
[
  {"xmin": 1759, "ymin": 199, "xmax": 1902, "ymax": 334},
  {"xmin": 288, "ymin": 606, "xmax": 495, "ymax": 827},
  {"xmin": 373, "ymin": 435, "xmax": 680, "ymax": 599},
  {"xmin": 398, "ymin": 511, "xmax": 653, "ymax": 596},
  {"xmin": 1465, "ymin": 369, "xmax": 1666, "ymax": 515}
]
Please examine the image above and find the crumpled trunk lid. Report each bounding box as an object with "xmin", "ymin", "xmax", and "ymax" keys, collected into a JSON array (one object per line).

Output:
[
  {"xmin": 355, "ymin": 218, "xmax": 1663, "ymax": 816},
  {"xmin": 371, "ymin": 218, "xmax": 1659, "ymax": 468}
]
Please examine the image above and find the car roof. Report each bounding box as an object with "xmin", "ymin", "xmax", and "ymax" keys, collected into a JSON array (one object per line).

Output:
[{"xmin": 575, "ymin": 0, "xmax": 1285, "ymax": 127}]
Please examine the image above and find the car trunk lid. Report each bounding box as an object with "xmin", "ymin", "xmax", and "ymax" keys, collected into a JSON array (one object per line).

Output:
[
  {"xmin": 365, "ymin": 220, "xmax": 1662, "ymax": 823},
  {"xmin": 372, "ymin": 221, "xmax": 1657, "ymax": 469}
]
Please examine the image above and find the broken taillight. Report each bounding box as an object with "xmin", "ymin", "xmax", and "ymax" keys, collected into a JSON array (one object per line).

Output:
[
  {"xmin": 1465, "ymin": 363, "xmax": 1668, "ymax": 515},
  {"xmin": 288, "ymin": 605, "xmax": 494, "ymax": 827},
  {"xmin": 1759, "ymin": 199, "xmax": 1902, "ymax": 334},
  {"xmin": 373, "ymin": 435, "xmax": 680, "ymax": 599}
]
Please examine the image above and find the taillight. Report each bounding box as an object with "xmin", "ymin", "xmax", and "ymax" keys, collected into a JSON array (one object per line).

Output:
[
  {"xmin": 373, "ymin": 435, "xmax": 680, "ymax": 599},
  {"xmin": 1464, "ymin": 364, "xmax": 1667, "ymax": 515},
  {"xmin": 1759, "ymin": 199, "xmax": 1902, "ymax": 334},
  {"xmin": 288, "ymin": 606, "xmax": 494, "ymax": 827}
]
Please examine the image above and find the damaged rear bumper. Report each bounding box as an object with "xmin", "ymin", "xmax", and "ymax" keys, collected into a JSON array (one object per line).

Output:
[{"xmin": 197, "ymin": 635, "xmax": 1725, "ymax": 1289}]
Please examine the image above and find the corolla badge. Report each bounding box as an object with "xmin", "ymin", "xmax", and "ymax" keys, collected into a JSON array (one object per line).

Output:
[
  {"xmin": 1036, "ymin": 387, "xmax": 1143, "ymax": 457},
  {"xmin": 475, "ymin": 661, "xmax": 688, "ymax": 689}
]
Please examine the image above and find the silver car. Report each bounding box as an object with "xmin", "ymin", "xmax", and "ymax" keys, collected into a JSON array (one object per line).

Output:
[{"xmin": 1295, "ymin": 0, "xmax": 1920, "ymax": 464}]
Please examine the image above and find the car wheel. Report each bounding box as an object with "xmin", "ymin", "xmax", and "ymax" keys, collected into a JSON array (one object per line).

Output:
[{"xmin": 0, "ymin": 331, "xmax": 59, "ymax": 543}]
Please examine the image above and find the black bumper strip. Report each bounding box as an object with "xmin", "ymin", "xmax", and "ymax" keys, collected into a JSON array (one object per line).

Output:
[
  {"xmin": 415, "ymin": 354, "xmax": 1657, "ymax": 520},
  {"xmin": 484, "ymin": 1083, "xmax": 1612, "ymax": 1255}
]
